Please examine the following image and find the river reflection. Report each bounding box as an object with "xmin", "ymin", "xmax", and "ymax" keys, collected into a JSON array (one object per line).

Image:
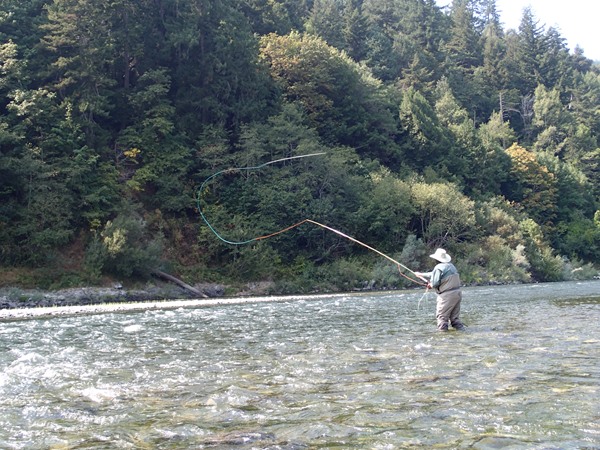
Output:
[{"xmin": 1, "ymin": 281, "xmax": 599, "ymax": 449}]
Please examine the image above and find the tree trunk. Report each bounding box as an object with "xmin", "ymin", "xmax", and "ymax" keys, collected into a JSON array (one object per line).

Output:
[{"xmin": 151, "ymin": 269, "xmax": 207, "ymax": 298}]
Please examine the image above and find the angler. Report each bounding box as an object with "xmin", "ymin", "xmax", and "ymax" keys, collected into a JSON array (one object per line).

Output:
[{"xmin": 415, "ymin": 248, "xmax": 466, "ymax": 332}]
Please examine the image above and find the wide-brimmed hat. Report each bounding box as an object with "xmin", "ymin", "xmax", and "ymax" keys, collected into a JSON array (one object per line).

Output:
[{"xmin": 429, "ymin": 248, "xmax": 451, "ymax": 263}]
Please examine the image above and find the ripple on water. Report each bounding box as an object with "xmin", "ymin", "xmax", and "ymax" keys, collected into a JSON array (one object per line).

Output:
[{"xmin": 0, "ymin": 280, "xmax": 599, "ymax": 448}]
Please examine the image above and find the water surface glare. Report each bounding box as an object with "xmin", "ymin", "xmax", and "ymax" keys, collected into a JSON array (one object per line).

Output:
[{"xmin": 1, "ymin": 281, "xmax": 599, "ymax": 449}]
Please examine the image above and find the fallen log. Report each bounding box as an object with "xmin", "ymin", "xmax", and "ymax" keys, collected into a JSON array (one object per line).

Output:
[{"xmin": 151, "ymin": 269, "xmax": 208, "ymax": 298}]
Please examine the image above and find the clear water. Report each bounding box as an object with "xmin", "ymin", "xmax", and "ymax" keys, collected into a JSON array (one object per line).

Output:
[{"xmin": 1, "ymin": 281, "xmax": 599, "ymax": 449}]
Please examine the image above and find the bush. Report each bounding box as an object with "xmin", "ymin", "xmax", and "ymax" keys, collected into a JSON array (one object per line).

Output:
[
  {"xmin": 225, "ymin": 243, "xmax": 282, "ymax": 281},
  {"xmin": 528, "ymin": 247, "xmax": 565, "ymax": 282},
  {"xmin": 314, "ymin": 257, "xmax": 371, "ymax": 291},
  {"xmin": 84, "ymin": 209, "xmax": 164, "ymax": 279},
  {"xmin": 370, "ymin": 262, "xmax": 404, "ymax": 290},
  {"xmin": 459, "ymin": 238, "xmax": 530, "ymax": 285},
  {"xmin": 561, "ymin": 258, "xmax": 599, "ymax": 281}
]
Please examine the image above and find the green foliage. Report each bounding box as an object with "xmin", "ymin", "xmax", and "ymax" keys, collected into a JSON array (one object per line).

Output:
[
  {"xmin": 475, "ymin": 199, "xmax": 524, "ymax": 248},
  {"xmin": 224, "ymin": 244, "xmax": 282, "ymax": 282},
  {"xmin": 474, "ymin": 112, "xmax": 514, "ymax": 194},
  {"xmin": 117, "ymin": 68, "xmax": 193, "ymax": 212},
  {"xmin": 305, "ymin": 0, "xmax": 344, "ymax": 49},
  {"xmin": 41, "ymin": 0, "xmax": 117, "ymax": 145},
  {"xmin": 85, "ymin": 206, "xmax": 164, "ymax": 279},
  {"xmin": 272, "ymin": 256, "xmax": 372, "ymax": 294},
  {"xmin": 1, "ymin": 0, "xmax": 599, "ymax": 290},
  {"xmin": 356, "ymin": 169, "xmax": 414, "ymax": 253},
  {"xmin": 362, "ymin": 0, "xmax": 448, "ymax": 84},
  {"xmin": 410, "ymin": 180, "xmax": 477, "ymax": 247},
  {"xmin": 259, "ymin": 31, "xmax": 402, "ymax": 163},
  {"xmin": 242, "ymin": 0, "xmax": 310, "ymax": 35},
  {"xmin": 459, "ymin": 237, "xmax": 531, "ymax": 285},
  {"xmin": 504, "ymin": 143, "xmax": 558, "ymax": 227},
  {"xmin": 385, "ymin": 233, "xmax": 430, "ymax": 288},
  {"xmin": 561, "ymin": 258, "xmax": 599, "ymax": 281},
  {"xmin": 399, "ymin": 234, "xmax": 429, "ymax": 269},
  {"xmin": 400, "ymin": 88, "xmax": 453, "ymax": 171},
  {"xmin": 571, "ymin": 71, "xmax": 600, "ymax": 138},
  {"xmin": 368, "ymin": 233, "xmax": 428, "ymax": 290},
  {"xmin": 556, "ymin": 215, "xmax": 600, "ymax": 263},
  {"xmin": 315, "ymin": 257, "xmax": 372, "ymax": 292},
  {"xmin": 519, "ymin": 218, "xmax": 564, "ymax": 281}
]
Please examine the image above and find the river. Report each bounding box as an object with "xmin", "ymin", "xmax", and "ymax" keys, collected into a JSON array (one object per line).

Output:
[{"xmin": 1, "ymin": 281, "xmax": 599, "ymax": 449}]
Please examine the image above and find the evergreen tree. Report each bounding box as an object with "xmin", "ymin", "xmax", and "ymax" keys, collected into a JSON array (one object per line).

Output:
[
  {"xmin": 570, "ymin": 46, "xmax": 594, "ymax": 74},
  {"xmin": 444, "ymin": 0, "xmax": 481, "ymax": 70},
  {"xmin": 363, "ymin": 27, "xmax": 401, "ymax": 81},
  {"xmin": 158, "ymin": 0, "xmax": 276, "ymax": 134},
  {"xmin": 399, "ymin": 87, "xmax": 455, "ymax": 175},
  {"xmin": 540, "ymin": 27, "xmax": 573, "ymax": 90},
  {"xmin": 443, "ymin": 0, "xmax": 485, "ymax": 119},
  {"xmin": 117, "ymin": 68, "xmax": 192, "ymax": 212},
  {"xmin": 433, "ymin": 77, "xmax": 482, "ymax": 191},
  {"xmin": 41, "ymin": 0, "xmax": 118, "ymax": 148},
  {"xmin": 0, "ymin": 0, "xmax": 48, "ymax": 78},
  {"xmin": 341, "ymin": 1, "xmax": 369, "ymax": 62},
  {"xmin": 260, "ymin": 32, "xmax": 402, "ymax": 164},
  {"xmin": 475, "ymin": 111, "xmax": 514, "ymax": 194},
  {"xmin": 515, "ymin": 7, "xmax": 546, "ymax": 94},
  {"xmin": 472, "ymin": 0, "xmax": 506, "ymax": 117},
  {"xmin": 531, "ymin": 84, "xmax": 574, "ymax": 156},
  {"xmin": 400, "ymin": 51, "xmax": 438, "ymax": 95},
  {"xmin": 571, "ymin": 71, "xmax": 600, "ymax": 138},
  {"xmin": 362, "ymin": 0, "xmax": 448, "ymax": 83},
  {"xmin": 305, "ymin": 0, "xmax": 345, "ymax": 49}
]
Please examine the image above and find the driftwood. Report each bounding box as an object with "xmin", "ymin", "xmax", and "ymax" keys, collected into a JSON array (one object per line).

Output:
[{"xmin": 151, "ymin": 269, "xmax": 208, "ymax": 298}]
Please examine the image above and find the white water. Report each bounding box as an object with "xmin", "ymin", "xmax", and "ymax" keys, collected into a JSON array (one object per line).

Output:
[{"xmin": 1, "ymin": 281, "xmax": 599, "ymax": 449}]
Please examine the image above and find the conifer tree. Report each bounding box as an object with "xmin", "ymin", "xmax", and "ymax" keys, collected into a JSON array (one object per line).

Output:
[
  {"xmin": 306, "ymin": 0, "xmax": 345, "ymax": 49},
  {"xmin": 515, "ymin": 7, "xmax": 546, "ymax": 94}
]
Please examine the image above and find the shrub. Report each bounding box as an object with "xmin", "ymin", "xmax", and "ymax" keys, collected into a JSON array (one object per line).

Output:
[
  {"xmin": 561, "ymin": 258, "xmax": 599, "ymax": 281},
  {"xmin": 84, "ymin": 209, "xmax": 164, "ymax": 279},
  {"xmin": 459, "ymin": 238, "xmax": 530, "ymax": 285}
]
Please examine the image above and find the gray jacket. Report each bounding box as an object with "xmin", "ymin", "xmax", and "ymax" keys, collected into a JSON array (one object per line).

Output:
[{"xmin": 423, "ymin": 262, "xmax": 461, "ymax": 295}]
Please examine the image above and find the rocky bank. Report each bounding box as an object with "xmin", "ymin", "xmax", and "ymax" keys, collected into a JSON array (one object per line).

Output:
[{"xmin": 0, "ymin": 282, "xmax": 248, "ymax": 310}]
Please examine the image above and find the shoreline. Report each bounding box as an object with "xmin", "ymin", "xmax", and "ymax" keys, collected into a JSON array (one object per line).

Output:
[
  {"xmin": 0, "ymin": 280, "xmax": 421, "ymax": 314},
  {"xmin": 0, "ymin": 292, "xmax": 355, "ymax": 321},
  {"xmin": 3, "ymin": 278, "xmax": 598, "ymax": 321}
]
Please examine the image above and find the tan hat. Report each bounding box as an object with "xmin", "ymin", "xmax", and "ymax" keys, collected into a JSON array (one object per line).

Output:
[{"xmin": 429, "ymin": 248, "xmax": 451, "ymax": 263}]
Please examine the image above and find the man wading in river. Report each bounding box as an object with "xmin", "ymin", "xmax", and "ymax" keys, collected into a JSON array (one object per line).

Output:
[{"xmin": 415, "ymin": 248, "xmax": 465, "ymax": 332}]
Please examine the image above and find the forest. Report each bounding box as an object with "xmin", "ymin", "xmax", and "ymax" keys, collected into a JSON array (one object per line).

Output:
[{"xmin": 1, "ymin": 0, "xmax": 599, "ymax": 293}]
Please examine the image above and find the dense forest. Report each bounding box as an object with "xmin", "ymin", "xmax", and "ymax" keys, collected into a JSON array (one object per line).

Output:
[{"xmin": 1, "ymin": 0, "xmax": 599, "ymax": 292}]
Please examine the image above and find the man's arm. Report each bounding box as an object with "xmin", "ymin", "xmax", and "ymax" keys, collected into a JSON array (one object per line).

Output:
[
  {"xmin": 429, "ymin": 268, "xmax": 443, "ymax": 289},
  {"xmin": 414, "ymin": 271, "xmax": 433, "ymax": 279}
]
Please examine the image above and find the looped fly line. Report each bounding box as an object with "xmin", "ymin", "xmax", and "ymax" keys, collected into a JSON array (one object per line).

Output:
[{"xmin": 196, "ymin": 153, "xmax": 427, "ymax": 286}]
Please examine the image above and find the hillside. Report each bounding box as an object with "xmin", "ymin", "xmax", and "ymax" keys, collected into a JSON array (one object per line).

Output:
[{"xmin": 1, "ymin": 0, "xmax": 599, "ymax": 292}]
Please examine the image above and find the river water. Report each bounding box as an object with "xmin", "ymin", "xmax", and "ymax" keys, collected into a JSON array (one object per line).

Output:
[{"xmin": 0, "ymin": 281, "xmax": 599, "ymax": 449}]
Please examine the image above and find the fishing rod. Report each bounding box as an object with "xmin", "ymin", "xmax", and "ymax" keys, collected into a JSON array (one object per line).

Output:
[{"xmin": 196, "ymin": 153, "xmax": 428, "ymax": 286}]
